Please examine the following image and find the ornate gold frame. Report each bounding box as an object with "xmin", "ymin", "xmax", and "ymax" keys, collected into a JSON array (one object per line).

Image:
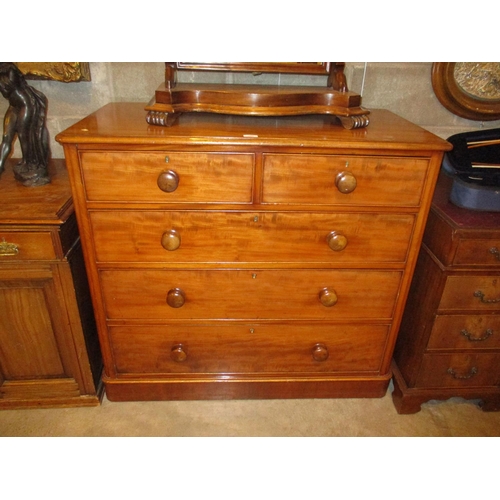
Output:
[
  {"xmin": 14, "ymin": 63, "xmax": 91, "ymax": 82},
  {"xmin": 432, "ymin": 62, "xmax": 500, "ymax": 121}
]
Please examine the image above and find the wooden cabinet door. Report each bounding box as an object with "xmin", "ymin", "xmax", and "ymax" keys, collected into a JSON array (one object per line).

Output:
[{"xmin": 0, "ymin": 265, "xmax": 89, "ymax": 404}]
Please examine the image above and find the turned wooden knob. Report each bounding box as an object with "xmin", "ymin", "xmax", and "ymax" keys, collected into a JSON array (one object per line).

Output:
[
  {"xmin": 171, "ymin": 344, "xmax": 187, "ymax": 362},
  {"xmin": 161, "ymin": 229, "xmax": 181, "ymax": 251},
  {"xmin": 312, "ymin": 343, "xmax": 329, "ymax": 362},
  {"xmin": 166, "ymin": 288, "xmax": 185, "ymax": 308},
  {"xmin": 157, "ymin": 170, "xmax": 179, "ymax": 192},
  {"xmin": 335, "ymin": 171, "xmax": 357, "ymax": 194},
  {"xmin": 319, "ymin": 287, "xmax": 338, "ymax": 307},
  {"xmin": 326, "ymin": 231, "xmax": 348, "ymax": 252}
]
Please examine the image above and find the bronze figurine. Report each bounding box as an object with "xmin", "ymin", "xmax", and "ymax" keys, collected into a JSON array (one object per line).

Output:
[{"xmin": 0, "ymin": 62, "xmax": 50, "ymax": 186}]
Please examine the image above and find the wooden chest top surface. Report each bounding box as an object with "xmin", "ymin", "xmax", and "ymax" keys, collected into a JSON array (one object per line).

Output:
[{"xmin": 56, "ymin": 103, "xmax": 451, "ymax": 152}]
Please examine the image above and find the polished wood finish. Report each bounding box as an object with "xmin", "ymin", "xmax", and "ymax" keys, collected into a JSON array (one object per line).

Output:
[
  {"xmin": 393, "ymin": 173, "xmax": 500, "ymax": 413},
  {"xmin": 56, "ymin": 103, "xmax": 450, "ymax": 401},
  {"xmin": 145, "ymin": 62, "xmax": 370, "ymax": 129},
  {"xmin": 0, "ymin": 160, "xmax": 103, "ymax": 409}
]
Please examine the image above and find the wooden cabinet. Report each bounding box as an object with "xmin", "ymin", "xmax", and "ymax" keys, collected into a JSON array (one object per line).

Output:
[
  {"xmin": 56, "ymin": 103, "xmax": 450, "ymax": 401},
  {"xmin": 393, "ymin": 173, "xmax": 500, "ymax": 413},
  {"xmin": 0, "ymin": 160, "xmax": 103, "ymax": 409}
]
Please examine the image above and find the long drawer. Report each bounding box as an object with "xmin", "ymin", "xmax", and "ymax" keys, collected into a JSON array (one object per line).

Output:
[
  {"xmin": 80, "ymin": 152, "xmax": 254, "ymax": 203},
  {"xmin": 262, "ymin": 154, "xmax": 429, "ymax": 206},
  {"xmin": 439, "ymin": 275, "xmax": 500, "ymax": 311},
  {"xmin": 109, "ymin": 322, "xmax": 390, "ymax": 374},
  {"xmin": 90, "ymin": 211, "xmax": 415, "ymax": 264},
  {"xmin": 428, "ymin": 314, "xmax": 500, "ymax": 350},
  {"xmin": 99, "ymin": 269, "xmax": 402, "ymax": 320},
  {"xmin": 416, "ymin": 353, "xmax": 500, "ymax": 388}
]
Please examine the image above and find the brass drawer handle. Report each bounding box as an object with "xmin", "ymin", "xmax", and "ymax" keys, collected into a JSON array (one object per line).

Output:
[
  {"xmin": 312, "ymin": 343, "xmax": 329, "ymax": 362},
  {"xmin": 326, "ymin": 231, "xmax": 348, "ymax": 252},
  {"xmin": 0, "ymin": 238, "xmax": 19, "ymax": 256},
  {"xmin": 161, "ymin": 229, "xmax": 181, "ymax": 251},
  {"xmin": 474, "ymin": 290, "xmax": 500, "ymax": 304},
  {"xmin": 157, "ymin": 169, "xmax": 179, "ymax": 193},
  {"xmin": 447, "ymin": 367, "xmax": 478, "ymax": 380},
  {"xmin": 166, "ymin": 288, "xmax": 185, "ymax": 308},
  {"xmin": 461, "ymin": 328, "xmax": 493, "ymax": 342},
  {"xmin": 489, "ymin": 247, "xmax": 500, "ymax": 260},
  {"xmin": 170, "ymin": 344, "xmax": 187, "ymax": 362}
]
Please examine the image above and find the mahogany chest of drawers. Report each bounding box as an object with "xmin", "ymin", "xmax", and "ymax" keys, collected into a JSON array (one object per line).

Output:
[
  {"xmin": 56, "ymin": 103, "xmax": 450, "ymax": 401},
  {"xmin": 0, "ymin": 159, "xmax": 102, "ymax": 408},
  {"xmin": 393, "ymin": 173, "xmax": 500, "ymax": 413}
]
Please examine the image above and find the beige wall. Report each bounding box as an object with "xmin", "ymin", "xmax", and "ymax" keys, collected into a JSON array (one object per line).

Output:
[{"xmin": 2, "ymin": 62, "xmax": 500, "ymax": 160}]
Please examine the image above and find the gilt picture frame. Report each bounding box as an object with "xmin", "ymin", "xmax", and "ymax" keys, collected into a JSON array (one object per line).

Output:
[{"xmin": 15, "ymin": 63, "xmax": 91, "ymax": 82}]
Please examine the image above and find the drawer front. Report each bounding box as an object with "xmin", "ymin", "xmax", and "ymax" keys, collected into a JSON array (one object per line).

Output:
[
  {"xmin": 80, "ymin": 152, "xmax": 254, "ymax": 203},
  {"xmin": 90, "ymin": 211, "xmax": 415, "ymax": 264},
  {"xmin": 0, "ymin": 231, "xmax": 56, "ymax": 261},
  {"xmin": 428, "ymin": 315, "xmax": 500, "ymax": 350},
  {"xmin": 455, "ymin": 238, "xmax": 500, "ymax": 267},
  {"xmin": 439, "ymin": 275, "xmax": 500, "ymax": 311},
  {"xmin": 416, "ymin": 353, "xmax": 500, "ymax": 388},
  {"xmin": 109, "ymin": 323, "xmax": 390, "ymax": 374},
  {"xmin": 99, "ymin": 269, "xmax": 402, "ymax": 320},
  {"xmin": 262, "ymin": 154, "xmax": 429, "ymax": 206}
]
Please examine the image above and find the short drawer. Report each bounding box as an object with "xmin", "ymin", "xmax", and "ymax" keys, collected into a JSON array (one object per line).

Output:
[
  {"xmin": 439, "ymin": 275, "xmax": 500, "ymax": 312},
  {"xmin": 0, "ymin": 231, "xmax": 56, "ymax": 261},
  {"xmin": 416, "ymin": 353, "xmax": 500, "ymax": 388},
  {"xmin": 90, "ymin": 211, "xmax": 415, "ymax": 265},
  {"xmin": 108, "ymin": 322, "xmax": 390, "ymax": 375},
  {"xmin": 428, "ymin": 314, "xmax": 500, "ymax": 350},
  {"xmin": 262, "ymin": 154, "xmax": 429, "ymax": 206},
  {"xmin": 99, "ymin": 269, "xmax": 402, "ymax": 321},
  {"xmin": 80, "ymin": 152, "xmax": 254, "ymax": 203},
  {"xmin": 454, "ymin": 238, "xmax": 500, "ymax": 267}
]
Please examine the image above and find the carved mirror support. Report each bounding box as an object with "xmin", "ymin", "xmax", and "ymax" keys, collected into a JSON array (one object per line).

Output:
[{"xmin": 146, "ymin": 62, "xmax": 370, "ymax": 129}]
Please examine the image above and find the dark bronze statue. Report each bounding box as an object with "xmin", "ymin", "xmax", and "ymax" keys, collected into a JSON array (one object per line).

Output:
[{"xmin": 0, "ymin": 62, "xmax": 50, "ymax": 186}]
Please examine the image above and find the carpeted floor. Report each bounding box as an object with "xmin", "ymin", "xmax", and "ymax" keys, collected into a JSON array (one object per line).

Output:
[{"xmin": 1, "ymin": 382, "xmax": 499, "ymax": 436}]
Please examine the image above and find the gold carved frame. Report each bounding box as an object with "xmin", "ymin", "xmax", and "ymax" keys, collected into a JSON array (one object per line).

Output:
[{"xmin": 15, "ymin": 63, "xmax": 91, "ymax": 82}]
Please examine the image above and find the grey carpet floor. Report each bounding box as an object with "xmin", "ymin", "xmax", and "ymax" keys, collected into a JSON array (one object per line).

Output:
[{"xmin": 1, "ymin": 383, "xmax": 499, "ymax": 436}]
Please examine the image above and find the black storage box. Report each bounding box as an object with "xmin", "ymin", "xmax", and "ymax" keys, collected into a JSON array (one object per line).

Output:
[{"xmin": 442, "ymin": 128, "xmax": 500, "ymax": 211}]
